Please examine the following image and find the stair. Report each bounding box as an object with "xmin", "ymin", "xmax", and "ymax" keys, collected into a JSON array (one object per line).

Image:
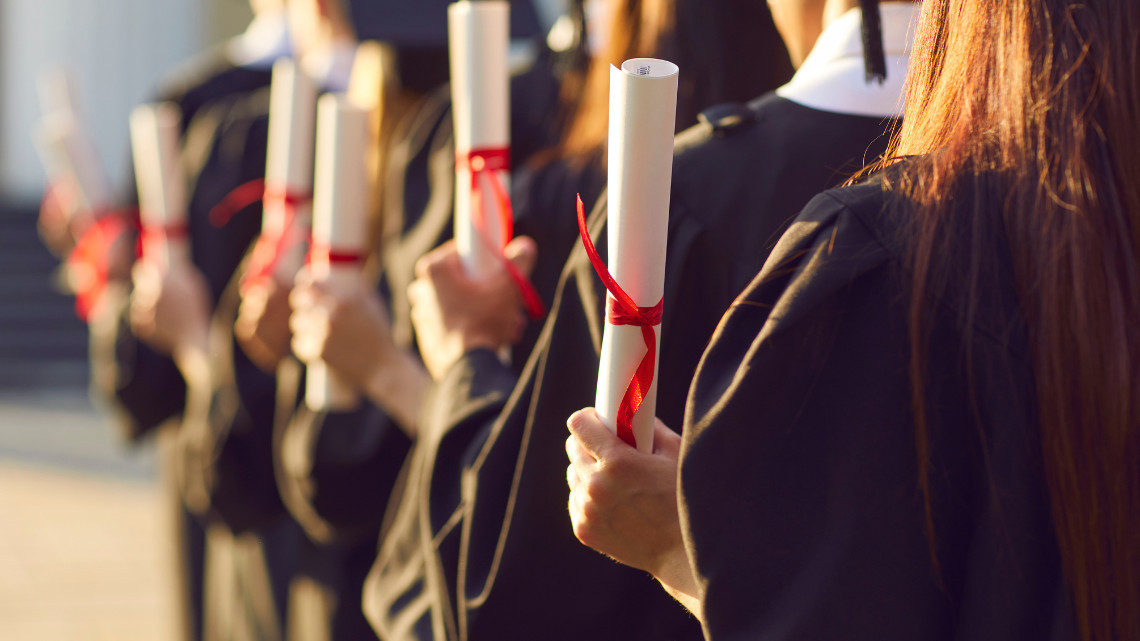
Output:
[{"xmin": 0, "ymin": 200, "xmax": 90, "ymax": 388}]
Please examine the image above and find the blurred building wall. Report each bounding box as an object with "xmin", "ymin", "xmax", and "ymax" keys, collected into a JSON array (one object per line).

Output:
[{"xmin": 0, "ymin": 0, "xmax": 243, "ymax": 203}]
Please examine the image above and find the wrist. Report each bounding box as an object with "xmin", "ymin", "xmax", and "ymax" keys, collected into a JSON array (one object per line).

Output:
[{"xmin": 363, "ymin": 348, "xmax": 430, "ymax": 437}]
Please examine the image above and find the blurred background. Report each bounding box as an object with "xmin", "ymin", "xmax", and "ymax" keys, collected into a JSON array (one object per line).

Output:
[{"xmin": 0, "ymin": 1, "xmax": 247, "ymax": 638}]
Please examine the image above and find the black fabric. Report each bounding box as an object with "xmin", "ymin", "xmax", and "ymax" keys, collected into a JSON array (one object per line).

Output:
[
  {"xmin": 346, "ymin": 0, "xmax": 542, "ymax": 46},
  {"xmin": 363, "ymin": 95, "xmax": 898, "ymax": 640},
  {"xmin": 511, "ymin": 156, "xmax": 606, "ymax": 356},
  {"xmin": 680, "ymin": 178, "xmax": 1077, "ymax": 641}
]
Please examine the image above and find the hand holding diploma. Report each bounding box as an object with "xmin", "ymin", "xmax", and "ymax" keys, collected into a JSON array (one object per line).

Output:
[
  {"xmin": 235, "ymin": 275, "xmax": 294, "ymax": 372},
  {"xmin": 129, "ymin": 258, "xmax": 211, "ymax": 367},
  {"xmin": 564, "ymin": 408, "xmax": 701, "ymax": 618},
  {"xmin": 407, "ymin": 237, "xmax": 537, "ymax": 380}
]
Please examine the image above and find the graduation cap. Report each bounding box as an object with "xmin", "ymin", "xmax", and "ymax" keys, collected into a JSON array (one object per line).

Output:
[
  {"xmin": 344, "ymin": 0, "xmax": 543, "ymax": 47},
  {"xmin": 859, "ymin": 0, "xmax": 887, "ymax": 84}
]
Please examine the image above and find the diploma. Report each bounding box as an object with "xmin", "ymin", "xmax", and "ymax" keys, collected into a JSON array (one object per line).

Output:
[
  {"xmin": 306, "ymin": 93, "xmax": 370, "ymax": 411},
  {"xmin": 593, "ymin": 58, "xmax": 678, "ymax": 453},
  {"xmin": 448, "ymin": 0, "xmax": 511, "ymax": 278},
  {"xmin": 36, "ymin": 67, "xmax": 80, "ymax": 119},
  {"xmin": 248, "ymin": 58, "xmax": 318, "ymax": 287},
  {"xmin": 34, "ymin": 111, "xmax": 112, "ymax": 224},
  {"xmin": 130, "ymin": 102, "xmax": 190, "ymax": 270}
]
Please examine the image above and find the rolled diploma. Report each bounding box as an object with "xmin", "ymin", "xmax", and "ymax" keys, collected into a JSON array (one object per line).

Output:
[
  {"xmin": 594, "ymin": 59, "xmax": 678, "ymax": 453},
  {"xmin": 306, "ymin": 94, "xmax": 369, "ymax": 411},
  {"xmin": 448, "ymin": 0, "xmax": 511, "ymax": 278},
  {"xmin": 262, "ymin": 58, "xmax": 318, "ymax": 279},
  {"xmin": 130, "ymin": 102, "xmax": 190, "ymax": 270},
  {"xmin": 37, "ymin": 67, "xmax": 81, "ymax": 117},
  {"xmin": 34, "ymin": 111, "xmax": 113, "ymax": 223}
]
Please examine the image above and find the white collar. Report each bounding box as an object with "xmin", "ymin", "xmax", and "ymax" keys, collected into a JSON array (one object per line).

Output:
[
  {"xmin": 775, "ymin": 2, "xmax": 920, "ymax": 118},
  {"xmin": 227, "ymin": 11, "xmax": 292, "ymax": 71}
]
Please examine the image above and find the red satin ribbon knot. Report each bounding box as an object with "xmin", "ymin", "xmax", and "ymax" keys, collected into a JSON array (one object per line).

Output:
[
  {"xmin": 456, "ymin": 147, "xmax": 546, "ymax": 319},
  {"xmin": 575, "ymin": 194, "xmax": 663, "ymax": 448},
  {"xmin": 138, "ymin": 219, "xmax": 190, "ymax": 261}
]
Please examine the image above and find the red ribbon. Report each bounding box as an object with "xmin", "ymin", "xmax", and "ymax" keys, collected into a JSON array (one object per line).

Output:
[
  {"xmin": 307, "ymin": 242, "xmax": 366, "ymax": 268},
  {"xmin": 65, "ymin": 212, "xmax": 132, "ymax": 321},
  {"xmin": 206, "ymin": 179, "xmax": 313, "ymax": 291},
  {"xmin": 456, "ymin": 147, "xmax": 546, "ymax": 319},
  {"xmin": 138, "ymin": 220, "xmax": 190, "ymax": 262},
  {"xmin": 575, "ymin": 194, "xmax": 663, "ymax": 448}
]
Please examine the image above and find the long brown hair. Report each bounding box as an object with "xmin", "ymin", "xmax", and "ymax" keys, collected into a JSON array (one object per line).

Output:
[
  {"xmin": 881, "ymin": 1, "xmax": 1140, "ymax": 639},
  {"xmin": 552, "ymin": 0, "xmax": 793, "ymax": 167}
]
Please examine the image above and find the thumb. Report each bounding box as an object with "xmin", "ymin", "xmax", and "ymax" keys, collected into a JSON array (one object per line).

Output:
[
  {"xmin": 503, "ymin": 235, "xmax": 538, "ymax": 278},
  {"xmin": 567, "ymin": 407, "xmax": 623, "ymax": 461}
]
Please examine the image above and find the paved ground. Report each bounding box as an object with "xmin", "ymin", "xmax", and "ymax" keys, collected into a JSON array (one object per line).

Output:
[{"xmin": 0, "ymin": 387, "xmax": 179, "ymax": 640}]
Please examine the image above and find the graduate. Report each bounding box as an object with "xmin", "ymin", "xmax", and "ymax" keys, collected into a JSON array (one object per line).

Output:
[
  {"xmin": 566, "ymin": 1, "xmax": 1140, "ymax": 639},
  {"xmin": 367, "ymin": 0, "xmax": 920, "ymax": 639}
]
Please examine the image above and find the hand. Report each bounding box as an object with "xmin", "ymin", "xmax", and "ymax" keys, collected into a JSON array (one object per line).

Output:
[
  {"xmin": 235, "ymin": 275, "xmax": 293, "ymax": 372},
  {"xmin": 289, "ymin": 270, "xmax": 397, "ymax": 389},
  {"xmin": 37, "ymin": 181, "xmax": 78, "ymax": 256},
  {"xmin": 565, "ymin": 408, "xmax": 698, "ymax": 604},
  {"xmin": 129, "ymin": 259, "xmax": 211, "ymax": 359},
  {"xmin": 407, "ymin": 237, "xmax": 537, "ymax": 379}
]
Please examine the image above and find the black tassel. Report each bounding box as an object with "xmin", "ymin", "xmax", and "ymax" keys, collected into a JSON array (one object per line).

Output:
[{"xmin": 859, "ymin": 0, "xmax": 888, "ymax": 84}]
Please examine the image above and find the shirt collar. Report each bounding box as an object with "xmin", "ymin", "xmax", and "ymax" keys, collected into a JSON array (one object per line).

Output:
[{"xmin": 776, "ymin": 2, "xmax": 920, "ymax": 118}]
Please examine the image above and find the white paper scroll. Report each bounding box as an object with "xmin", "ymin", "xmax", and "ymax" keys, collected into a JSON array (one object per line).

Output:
[
  {"xmin": 262, "ymin": 58, "xmax": 318, "ymax": 280},
  {"xmin": 130, "ymin": 102, "xmax": 190, "ymax": 269},
  {"xmin": 37, "ymin": 67, "xmax": 80, "ymax": 118},
  {"xmin": 34, "ymin": 110, "xmax": 112, "ymax": 221},
  {"xmin": 594, "ymin": 58, "xmax": 679, "ymax": 453},
  {"xmin": 306, "ymin": 94, "xmax": 370, "ymax": 411},
  {"xmin": 448, "ymin": 0, "xmax": 511, "ymax": 278}
]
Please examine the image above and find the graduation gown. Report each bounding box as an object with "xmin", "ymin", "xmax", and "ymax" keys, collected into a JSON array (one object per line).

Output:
[
  {"xmin": 362, "ymin": 94, "xmax": 898, "ymax": 640},
  {"xmin": 680, "ymin": 177, "xmax": 1077, "ymax": 640}
]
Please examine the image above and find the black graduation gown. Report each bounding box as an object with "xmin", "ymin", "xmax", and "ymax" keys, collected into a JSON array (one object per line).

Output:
[
  {"xmin": 362, "ymin": 95, "xmax": 898, "ymax": 640},
  {"xmin": 680, "ymin": 179, "xmax": 1077, "ymax": 640}
]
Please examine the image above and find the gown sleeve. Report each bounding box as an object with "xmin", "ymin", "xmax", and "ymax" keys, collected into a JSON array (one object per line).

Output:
[{"xmin": 276, "ymin": 392, "xmax": 413, "ymax": 544}]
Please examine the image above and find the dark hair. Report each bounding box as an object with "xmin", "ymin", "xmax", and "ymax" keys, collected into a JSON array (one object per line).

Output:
[
  {"xmin": 879, "ymin": 2, "xmax": 1140, "ymax": 639},
  {"xmin": 552, "ymin": 0, "xmax": 793, "ymax": 168}
]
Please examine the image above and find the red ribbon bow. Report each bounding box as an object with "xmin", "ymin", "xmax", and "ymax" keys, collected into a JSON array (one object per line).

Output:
[
  {"xmin": 207, "ymin": 178, "xmax": 313, "ymax": 291},
  {"xmin": 456, "ymin": 147, "xmax": 546, "ymax": 319},
  {"xmin": 575, "ymin": 194, "xmax": 663, "ymax": 448}
]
